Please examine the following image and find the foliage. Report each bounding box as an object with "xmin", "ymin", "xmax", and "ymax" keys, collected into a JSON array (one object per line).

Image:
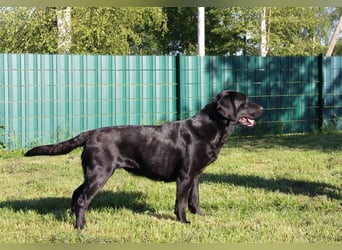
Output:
[
  {"xmin": 0, "ymin": 7, "xmax": 340, "ymax": 55},
  {"xmin": 0, "ymin": 133, "xmax": 341, "ymax": 242},
  {"xmin": 0, "ymin": 7, "xmax": 167, "ymax": 55},
  {"xmin": 264, "ymin": 7, "xmax": 337, "ymax": 56},
  {"xmin": 332, "ymin": 39, "xmax": 342, "ymax": 56},
  {"xmin": 0, "ymin": 124, "xmax": 5, "ymax": 149},
  {"xmin": 161, "ymin": 7, "xmax": 198, "ymax": 55},
  {"xmin": 206, "ymin": 7, "xmax": 260, "ymax": 55},
  {"xmin": 163, "ymin": 7, "xmax": 339, "ymax": 56},
  {"xmin": 205, "ymin": 7, "xmax": 338, "ymax": 56},
  {"xmin": 0, "ymin": 7, "xmax": 58, "ymax": 53},
  {"xmin": 70, "ymin": 7, "xmax": 167, "ymax": 55}
]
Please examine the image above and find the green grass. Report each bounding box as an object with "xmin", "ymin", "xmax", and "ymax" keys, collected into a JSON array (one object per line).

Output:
[{"xmin": 0, "ymin": 133, "xmax": 341, "ymax": 243}]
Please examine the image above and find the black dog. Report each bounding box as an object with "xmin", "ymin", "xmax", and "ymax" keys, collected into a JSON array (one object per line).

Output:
[{"xmin": 25, "ymin": 90, "xmax": 263, "ymax": 229}]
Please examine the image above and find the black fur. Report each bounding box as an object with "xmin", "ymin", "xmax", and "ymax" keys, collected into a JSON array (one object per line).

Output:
[{"xmin": 25, "ymin": 90, "xmax": 263, "ymax": 229}]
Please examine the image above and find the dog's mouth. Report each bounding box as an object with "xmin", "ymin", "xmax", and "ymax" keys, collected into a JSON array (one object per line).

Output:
[{"xmin": 238, "ymin": 117, "xmax": 257, "ymax": 127}]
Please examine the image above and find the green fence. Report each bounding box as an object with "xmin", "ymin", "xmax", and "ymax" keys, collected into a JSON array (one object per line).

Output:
[
  {"xmin": 178, "ymin": 55, "xmax": 321, "ymax": 136},
  {"xmin": 323, "ymin": 56, "xmax": 342, "ymax": 131},
  {"xmin": 0, "ymin": 54, "xmax": 341, "ymax": 149}
]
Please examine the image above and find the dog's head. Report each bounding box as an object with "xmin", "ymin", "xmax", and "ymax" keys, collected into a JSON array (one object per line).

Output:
[{"xmin": 215, "ymin": 90, "xmax": 263, "ymax": 127}]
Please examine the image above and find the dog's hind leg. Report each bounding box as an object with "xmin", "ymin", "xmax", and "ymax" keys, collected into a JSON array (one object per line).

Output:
[
  {"xmin": 71, "ymin": 182, "xmax": 87, "ymax": 229},
  {"xmin": 71, "ymin": 166, "xmax": 113, "ymax": 229}
]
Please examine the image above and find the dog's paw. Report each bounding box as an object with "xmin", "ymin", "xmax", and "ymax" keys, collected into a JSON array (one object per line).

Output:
[{"xmin": 188, "ymin": 206, "xmax": 205, "ymax": 216}]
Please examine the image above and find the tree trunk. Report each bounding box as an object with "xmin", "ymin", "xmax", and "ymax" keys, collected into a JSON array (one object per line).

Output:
[
  {"xmin": 56, "ymin": 7, "xmax": 72, "ymax": 54},
  {"xmin": 259, "ymin": 7, "xmax": 267, "ymax": 57}
]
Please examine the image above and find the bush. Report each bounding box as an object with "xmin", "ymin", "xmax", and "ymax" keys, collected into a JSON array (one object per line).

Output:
[{"xmin": 0, "ymin": 124, "xmax": 6, "ymax": 149}]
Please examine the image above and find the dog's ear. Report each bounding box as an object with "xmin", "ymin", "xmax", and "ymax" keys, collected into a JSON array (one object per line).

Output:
[{"xmin": 216, "ymin": 93, "xmax": 236, "ymax": 121}]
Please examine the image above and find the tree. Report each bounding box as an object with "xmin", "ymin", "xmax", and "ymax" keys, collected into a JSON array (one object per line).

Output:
[
  {"xmin": 70, "ymin": 7, "xmax": 167, "ymax": 55},
  {"xmin": 163, "ymin": 7, "xmax": 339, "ymax": 56},
  {"xmin": 161, "ymin": 7, "xmax": 198, "ymax": 55},
  {"xmin": 205, "ymin": 7, "xmax": 259, "ymax": 55},
  {"xmin": 0, "ymin": 7, "xmax": 58, "ymax": 53},
  {"xmin": 332, "ymin": 39, "xmax": 342, "ymax": 55},
  {"xmin": 0, "ymin": 7, "xmax": 168, "ymax": 55},
  {"xmin": 161, "ymin": 7, "xmax": 258, "ymax": 56},
  {"xmin": 260, "ymin": 7, "xmax": 267, "ymax": 56},
  {"xmin": 264, "ymin": 7, "xmax": 337, "ymax": 56},
  {"xmin": 0, "ymin": 7, "xmax": 340, "ymax": 56},
  {"xmin": 56, "ymin": 7, "xmax": 72, "ymax": 54},
  {"xmin": 161, "ymin": 7, "xmax": 260, "ymax": 56}
]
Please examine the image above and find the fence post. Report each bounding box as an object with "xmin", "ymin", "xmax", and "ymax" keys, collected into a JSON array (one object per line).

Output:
[
  {"xmin": 317, "ymin": 53, "xmax": 324, "ymax": 132},
  {"xmin": 176, "ymin": 53, "xmax": 181, "ymax": 120}
]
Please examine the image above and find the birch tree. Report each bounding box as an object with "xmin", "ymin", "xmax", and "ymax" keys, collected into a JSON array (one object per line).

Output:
[{"xmin": 56, "ymin": 7, "xmax": 71, "ymax": 54}]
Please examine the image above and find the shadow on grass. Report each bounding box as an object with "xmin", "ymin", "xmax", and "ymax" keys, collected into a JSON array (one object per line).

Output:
[
  {"xmin": 201, "ymin": 173, "xmax": 341, "ymax": 200},
  {"xmin": 2, "ymin": 174, "xmax": 340, "ymax": 225},
  {"xmin": 0, "ymin": 190, "xmax": 155, "ymax": 222}
]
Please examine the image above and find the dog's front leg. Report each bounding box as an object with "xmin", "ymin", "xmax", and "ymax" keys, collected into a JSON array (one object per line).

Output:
[
  {"xmin": 188, "ymin": 174, "xmax": 204, "ymax": 215},
  {"xmin": 174, "ymin": 173, "xmax": 192, "ymax": 223}
]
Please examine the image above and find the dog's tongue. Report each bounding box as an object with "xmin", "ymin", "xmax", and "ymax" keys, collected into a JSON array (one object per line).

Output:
[
  {"xmin": 248, "ymin": 118, "xmax": 256, "ymax": 126},
  {"xmin": 239, "ymin": 117, "xmax": 256, "ymax": 127}
]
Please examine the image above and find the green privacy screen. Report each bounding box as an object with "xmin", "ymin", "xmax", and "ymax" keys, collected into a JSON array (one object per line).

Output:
[
  {"xmin": 0, "ymin": 54, "xmax": 341, "ymax": 149},
  {"xmin": 323, "ymin": 56, "xmax": 342, "ymax": 130},
  {"xmin": 178, "ymin": 56, "xmax": 320, "ymax": 135},
  {"xmin": 0, "ymin": 54, "xmax": 177, "ymax": 148}
]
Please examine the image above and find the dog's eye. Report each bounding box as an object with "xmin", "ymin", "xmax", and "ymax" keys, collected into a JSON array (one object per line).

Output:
[{"xmin": 239, "ymin": 102, "xmax": 247, "ymax": 109}]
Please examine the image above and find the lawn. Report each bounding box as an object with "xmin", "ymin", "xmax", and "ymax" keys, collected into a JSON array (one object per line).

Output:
[{"xmin": 0, "ymin": 132, "xmax": 341, "ymax": 243}]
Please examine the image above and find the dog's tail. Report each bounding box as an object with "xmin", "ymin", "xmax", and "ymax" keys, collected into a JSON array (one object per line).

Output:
[{"xmin": 24, "ymin": 132, "xmax": 89, "ymax": 157}]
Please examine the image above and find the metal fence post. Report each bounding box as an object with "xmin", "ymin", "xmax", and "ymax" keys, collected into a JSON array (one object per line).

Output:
[
  {"xmin": 317, "ymin": 53, "xmax": 324, "ymax": 132},
  {"xmin": 176, "ymin": 53, "xmax": 181, "ymax": 120}
]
